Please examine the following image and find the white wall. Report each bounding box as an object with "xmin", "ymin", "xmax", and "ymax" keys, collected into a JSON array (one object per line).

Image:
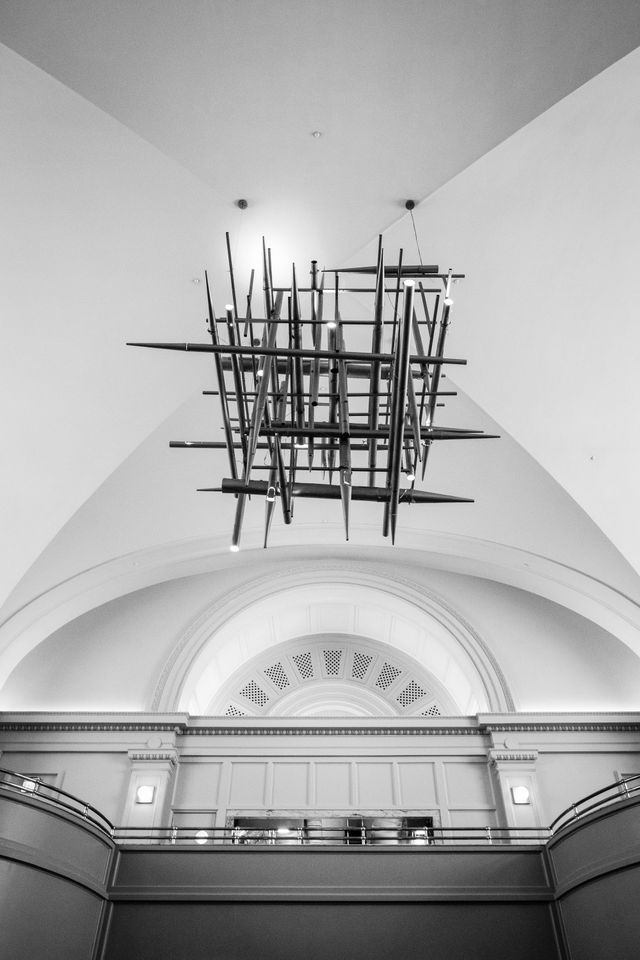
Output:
[
  {"xmin": 2, "ymin": 716, "xmax": 639, "ymax": 831},
  {"xmin": 0, "ymin": 43, "xmax": 225, "ymax": 610},
  {"xmin": 2, "ymin": 558, "xmax": 640, "ymax": 713},
  {"xmin": 349, "ymin": 47, "xmax": 640, "ymax": 579}
]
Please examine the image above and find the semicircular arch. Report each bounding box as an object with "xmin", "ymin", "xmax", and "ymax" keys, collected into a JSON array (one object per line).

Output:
[{"xmin": 152, "ymin": 564, "xmax": 514, "ymax": 715}]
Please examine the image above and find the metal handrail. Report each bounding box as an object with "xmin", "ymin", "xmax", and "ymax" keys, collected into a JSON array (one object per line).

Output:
[
  {"xmin": 549, "ymin": 773, "xmax": 640, "ymax": 834},
  {"xmin": 0, "ymin": 767, "xmax": 114, "ymax": 837},
  {"xmin": 3, "ymin": 764, "xmax": 639, "ymax": 847},
  {"xmin": 112, "ymin": 824, "xmax": 551, "ymax": 846}
]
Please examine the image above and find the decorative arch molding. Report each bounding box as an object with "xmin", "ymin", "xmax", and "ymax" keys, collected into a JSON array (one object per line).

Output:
[
  {"xmin": 151, "ymin": 561, "xmax": 515, "ymax": 714},
  {"xmin": 2, "ymin": 533, "xmax": 640, "ymax": 695},
  {"xmin": 208, "ymin": 633, "xmax": 461, "ymax": 718}
]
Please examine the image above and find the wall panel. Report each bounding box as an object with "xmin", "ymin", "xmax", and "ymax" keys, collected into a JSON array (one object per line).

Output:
[
  {"xmin": 173, "ymin": 761, "xmax": 222, "ymax": 807},
  {"xmin": 397, "ymin": 762, "xmax": 437, "ymax": 807},
  {"xmin": 273, "ymin": 763, "xmax": 308, "ymax": 807},
  {"xmin": 229, "ymin": 762, "xmax": 267, "ymax": 806},
  {"xmin": 356, "ymin": 763, "xmax": 393, "ymax": 807},
  {"xmin": 315, "ymin": 762, "xmax": 351, "ymax": 807}
]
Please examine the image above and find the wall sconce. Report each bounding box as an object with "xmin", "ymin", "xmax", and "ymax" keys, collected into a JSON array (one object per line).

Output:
[
  {"xmin": 194, "ymin": 830, "xmax": 209, "ymax": 845},
  {"xmin": 511, "ymin": 785, "xmax": 531, "ymax": 805},
  {"xmin": 135, "ymin": 785, "xmax": 156, "ymax": 804}
]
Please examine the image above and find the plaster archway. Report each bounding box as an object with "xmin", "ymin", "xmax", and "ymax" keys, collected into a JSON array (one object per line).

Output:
[{"xmin": 151, "ymin": 564, "xmax": 514, "ymax": 714}]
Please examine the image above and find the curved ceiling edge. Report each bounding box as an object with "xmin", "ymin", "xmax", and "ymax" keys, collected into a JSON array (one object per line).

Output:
[
  {"xmin": 151, "ymin": 569, "xmax": 511, "ymax": 714},
  {"xmin": 1, "ymin": 533, "xmax": 639, "ymax": 692}
]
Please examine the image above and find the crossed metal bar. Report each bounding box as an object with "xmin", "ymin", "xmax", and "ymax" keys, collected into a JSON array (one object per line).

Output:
[{"xmin": 129, "ymin": 235, "xmax": 496, "ymax": 549}]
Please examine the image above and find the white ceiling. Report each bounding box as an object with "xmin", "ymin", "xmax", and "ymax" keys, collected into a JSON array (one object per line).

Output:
[
  {"xmin": 3, "ymin": 0, "xmax": 640, "ymax": 258},
  {"xmin": 1, "ymin": 0, "xmax": 640, "ymax": 636}
]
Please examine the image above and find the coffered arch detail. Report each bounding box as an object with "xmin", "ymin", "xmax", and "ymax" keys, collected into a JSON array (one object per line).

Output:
[
  {"xmin": 209, "ymin": 634, "xmax": 460, "ymax": 718},
  {"xmin": 152, "ymin": 563, "xmax": 514, "ymax": 715}
]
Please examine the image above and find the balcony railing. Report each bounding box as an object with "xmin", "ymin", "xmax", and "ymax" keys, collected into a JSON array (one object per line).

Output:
[
  {"xmin": 549, "ymin": 772, "xmax": 640, "ymax": 834},
  {"xmin": 111, "ymin": 823, "xmax": 550, "ymax": 845},
  {"xmin": 0, "ymin": 766, "xmax": 114, "ymax": 837},
  {"xmin": 2, "ymin": 766, "xmax": 639, "ymax": 847}
]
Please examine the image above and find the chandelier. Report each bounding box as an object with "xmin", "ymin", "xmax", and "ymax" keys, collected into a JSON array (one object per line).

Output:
[{"xmin": 129, "ymin": 234, "xmax": 496, "ymax": 550}]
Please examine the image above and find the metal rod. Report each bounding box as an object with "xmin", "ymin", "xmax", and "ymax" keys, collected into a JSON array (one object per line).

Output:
[
  {"xmin": 337, "ymin": 324, "xmax": 352, "ymax": 539},
  {"xmin": 204, "ymin": 272, "xmax": 238, "ymax": 481},
  {"xmin": 225, "ymin": 304, "xmax": 248, "ymax": 468},
  {"xmin": 225, "ymin": 233, "xmax": 251, "ymax": 427},
  {"xmin": 127, "ymin": 341, "xmax": 467, "ymax": 367},
  {"xmin": 367, "ymin": 237, "xmax": 384, "ymax": 486},
  {"xmin": 245, "ymin": 292, "xmax": 283, "ymax": 476},
  {"xmin": 390, "ymin": 247, "xmax": 403, "ymax": 358},
  {"xmin": 384, "ymin": 280, "xmax": 414, "ymax": 543},
  {"xmin": 322, "ymin": 264, "xmax": 442, "ymax": 276},
  {"xmin": 219, "ymin": 479, "xmax": 473, "ymax": 504},
  {"xmin": 307, "ymin": 263, "xmax": 323, "ymax": 470}
]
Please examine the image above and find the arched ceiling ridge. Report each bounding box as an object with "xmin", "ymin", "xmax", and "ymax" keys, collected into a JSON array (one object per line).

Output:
[
  {"xmin": 2, "ymin": 534, "xmax": 640, "ymax": 698},
  {"xmin": 150, "ymin": 561, "xmax": 514, "ymax": 714}
]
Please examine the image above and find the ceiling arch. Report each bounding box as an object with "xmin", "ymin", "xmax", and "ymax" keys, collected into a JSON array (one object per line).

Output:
[{"xmin": 151, "ymin": 563, "xmax": 514, "ymax": 715}]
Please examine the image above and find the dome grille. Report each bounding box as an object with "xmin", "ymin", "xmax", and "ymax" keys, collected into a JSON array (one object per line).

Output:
[
  {"xmin": 213, "ymin": 638, "xmax": 455, "ymax": 717},
  {"xmin": 351, "ymin": 651, "xmax": 373, "ymax": 680},
  {"xmin": 397, "ymin": 680, "xmax": 428, "ymax": 707},
  {"xmin": 264, "ymin": 661, "xmax": 290, "ymax": 690},
  {"xmin": 224, "ymin": 704, "xmax": 246, "ymax": 717},
  {"xmin": 292, "ymin": 651, "xmax": 314, "ymax": 679},
  {"xmin": 239, "ymin": 680, "xmax": 270, "ymax": 706},
  {"xmin": 375, "ymin": 661, "xmax": 402, "ymax": 690},
  {"xmin": 323, "ymin": 649, "xmax": 343, "ymax": 676},
  {"xmin": 422, "ymin": 704, "xmax": 441, "ymax": 717}
]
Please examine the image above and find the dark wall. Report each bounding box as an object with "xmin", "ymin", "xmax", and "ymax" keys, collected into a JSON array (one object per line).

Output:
[
  {"xmin": 547, "ymin": 795, "xmax": 640, "ymax": 960},
  {"xmin": 0, "ymin": 793, "xmax": 113, "ymax": 960},
  {"xmin": 557, "ymin": 868, "xmax": 640, "ymax": 960},
  {"xmin": 4, "ymin": 789, "xmax": 640, "ymax": 960},
  {"xmin": 105, "ymin": 845, "xmax": 560, "ymax": 960},
  {"xmin": 0, "ymin": 859, "xmax": 106, "ymax": 960},
  {"xmin": 104, "ymin": 901, "xmax": 560, "ymax": 960}
]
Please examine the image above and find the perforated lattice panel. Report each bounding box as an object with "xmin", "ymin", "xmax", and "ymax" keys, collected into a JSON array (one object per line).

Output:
[
  {"xmin": 264, "ymin": 661, "xmax": 290, "ymax": 690},
  {"xmin": 323, "ymin": 649, "xmax": 343, "ymax": 676},
  {"xmin": 351, "ymin": 651, "xmax": 373, "ymax": 680},
  {"xmin": 396, "ymin": 680, "xmax": 428, "ymax": 707},
  {"xmin": 224, "ymin": 704, "xmax": 246, "ymax": 717},
  {"xmin": 421, "ymin": 704, "xmax": 441, "ymax": 717},
  {"xmin": 375, "ymin": 661, "xmax": 402, "ymax": 690},
  {"xmin": 292, "ymin": 651, "xmax": 314, "ymax": 679},
  {"xmin": 239, "ymin": 680, "xmax": 270, "ymax": 706}
]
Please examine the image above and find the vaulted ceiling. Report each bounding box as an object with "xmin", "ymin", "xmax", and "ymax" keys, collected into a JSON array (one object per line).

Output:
[{"xmin": 2, "ymin": 2, "xmax": 640, "ymax": 709}]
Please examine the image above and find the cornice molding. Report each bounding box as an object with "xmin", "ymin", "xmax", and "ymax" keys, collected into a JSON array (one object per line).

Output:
[
  {"xmin": 489, "ymin": 750, "xmax": 539, "ymax": 763},
  {"xmin": 1, "ymin": 717, "xmax": 640, "ymax": 735},
  {"xmin": 0, "ymin": 722, "xmax": 182, "ymax": 733},
  {"xmin": 128, "ymin": 749, "xmax": 178, "ymax": 764},
  {"xmin": 185, "ymin": 725, "xmax": 482, "ymax": 737},
  {"xmin": 485, "ymin": 722, "xmax": 640, "ymax": 733}
]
